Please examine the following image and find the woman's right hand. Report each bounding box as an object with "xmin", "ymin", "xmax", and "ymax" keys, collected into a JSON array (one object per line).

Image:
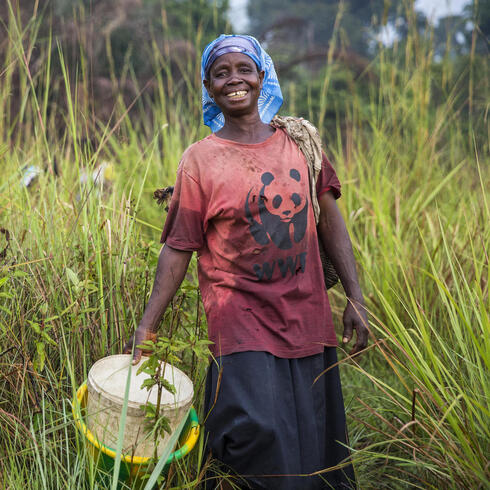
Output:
[
  {"xmin": 123, "ymin": 326, "xmax": 157, "ymax": 365},
  {"xmin": 122, "ymin": 245, "xmax": 193, "ymax": 365}
]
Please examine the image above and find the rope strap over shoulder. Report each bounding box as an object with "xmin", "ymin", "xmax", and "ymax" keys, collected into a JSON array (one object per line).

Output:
[
  {"xmin": 271, "ymin": 115, "xmax": 323, "ymax": 224},
  {"xmin": 271, "ymin": 115, "xmax": 339, "ymax": 289}
]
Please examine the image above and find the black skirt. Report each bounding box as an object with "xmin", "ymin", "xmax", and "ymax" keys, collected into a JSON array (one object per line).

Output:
[{"xmin": 203, "ymin": 348, "xmax": 356, "ymax": 489}]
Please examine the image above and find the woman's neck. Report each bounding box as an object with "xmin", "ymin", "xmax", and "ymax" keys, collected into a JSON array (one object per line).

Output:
[{"xmin": 215, "ymin": 113, "xmax": 275, "ymax": 144}]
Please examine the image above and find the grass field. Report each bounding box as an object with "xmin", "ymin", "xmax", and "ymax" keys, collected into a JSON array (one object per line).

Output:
[{"xmin": 0, "ymin": 3, "xmax": 488, "ymax": 489}]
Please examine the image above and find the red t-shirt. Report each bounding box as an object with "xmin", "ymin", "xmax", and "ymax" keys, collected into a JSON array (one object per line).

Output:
[{"xmin": 161, "ymin": 128, "xmax": 341, "ymax": 358}]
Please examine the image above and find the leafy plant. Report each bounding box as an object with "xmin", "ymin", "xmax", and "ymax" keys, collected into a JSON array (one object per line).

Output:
[{"xmin": 136, "ymin": 337, "xmax": 183, "ymax": 459}]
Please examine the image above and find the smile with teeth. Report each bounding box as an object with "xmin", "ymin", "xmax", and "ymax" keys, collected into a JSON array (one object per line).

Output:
[{"xmin": 227, "ymin": 90, "xmax": 248, "ymax": 99}]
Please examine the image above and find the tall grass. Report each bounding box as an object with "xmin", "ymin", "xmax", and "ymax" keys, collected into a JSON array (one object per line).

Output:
[
  {"xmin": 0, "ymin": 2, "xmax": 488, "ymax": 488},
  {"xmin": 322, "ymin": 18, "xmax": 489, "ymax": 487}
]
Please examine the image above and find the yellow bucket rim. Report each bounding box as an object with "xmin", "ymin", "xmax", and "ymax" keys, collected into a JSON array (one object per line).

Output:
[{"xmin": 72, "ymin": 382, "xmax": 200, "ymax": 466}]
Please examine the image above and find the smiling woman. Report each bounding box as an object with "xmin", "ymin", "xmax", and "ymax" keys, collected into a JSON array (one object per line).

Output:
[
  {"xmin": 204, "ymin": 53, "xmax": 264, "ymax": 121},
  {"xmin": 200, "ymin": 34, "xmax": 283, "ymax": 134},
  {"xmin": 124, "ymin": 34, "xmax": 368, "ymax": 490}
]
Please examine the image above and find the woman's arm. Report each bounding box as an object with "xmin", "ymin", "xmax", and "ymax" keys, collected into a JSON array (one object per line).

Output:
[
  {"xmin": 317, "ymin": 191, "xmax": 368, "ymax": 356},
  {"xmin": 123, "ymin": 244, "xmax": 193, "ymax": 363}
]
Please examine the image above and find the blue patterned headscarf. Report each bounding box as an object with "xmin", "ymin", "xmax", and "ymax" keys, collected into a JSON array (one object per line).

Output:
[{"xmin": 201, "ymin": 34, "xmax": 283, "ymax": 132}]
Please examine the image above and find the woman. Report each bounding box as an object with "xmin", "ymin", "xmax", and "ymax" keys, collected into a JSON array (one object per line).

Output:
[{"xmin": 124, "ymin": 34, "xmax": 368, "ymax": 489}]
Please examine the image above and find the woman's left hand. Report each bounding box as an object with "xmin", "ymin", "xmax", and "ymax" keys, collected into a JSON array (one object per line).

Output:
[{"xmin": 342, "ymin": 299, "xmax": 369, "ymax": 356}]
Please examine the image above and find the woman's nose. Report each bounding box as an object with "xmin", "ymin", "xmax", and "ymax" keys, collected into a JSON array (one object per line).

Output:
[{"xmin": 226, "ymin": 75, "xmax": 242, "ymax": 85}]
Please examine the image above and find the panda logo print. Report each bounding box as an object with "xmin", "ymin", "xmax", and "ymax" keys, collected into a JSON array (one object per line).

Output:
[{"xmin": 244, "ymin": 169, "xmax": 309, "ymax": 280}]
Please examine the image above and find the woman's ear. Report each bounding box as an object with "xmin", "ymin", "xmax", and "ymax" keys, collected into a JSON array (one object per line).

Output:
[
  {"xmin": 259, "ymin": 70, "xmax": 265, "ymax": 89},
  {"xmin": 203, "ymin": 79, "xmax": 213, "ymax": 98}
]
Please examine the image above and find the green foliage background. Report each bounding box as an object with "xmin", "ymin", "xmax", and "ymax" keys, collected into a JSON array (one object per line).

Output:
[{"xmin": 0, "ymin": 1, "xmax": 488, "ymax": 488}]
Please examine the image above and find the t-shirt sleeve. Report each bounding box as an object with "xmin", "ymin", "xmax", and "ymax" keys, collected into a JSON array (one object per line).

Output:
[
  {"xmin": 316, "ymin": 152, "xmax": 341, "ymax": 199},
  {"xmin": 160, "ymin": 162, "xmax": 206, "ymax": 251}
]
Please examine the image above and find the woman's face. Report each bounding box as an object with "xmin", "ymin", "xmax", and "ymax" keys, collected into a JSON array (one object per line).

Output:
[{"xmin": 204, "ymin": 53, "xmax": 264, "ymax": 119}]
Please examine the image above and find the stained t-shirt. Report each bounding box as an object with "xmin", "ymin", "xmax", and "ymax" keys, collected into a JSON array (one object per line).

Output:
[{"xmin": 161, "ymin": 128, "xmax": 341, "ymax": 358}]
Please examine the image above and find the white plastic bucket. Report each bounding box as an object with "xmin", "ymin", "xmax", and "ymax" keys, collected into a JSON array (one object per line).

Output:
[{"xmin": 86, "ymin": 354, "xmax": 193, "ymax": 458}]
